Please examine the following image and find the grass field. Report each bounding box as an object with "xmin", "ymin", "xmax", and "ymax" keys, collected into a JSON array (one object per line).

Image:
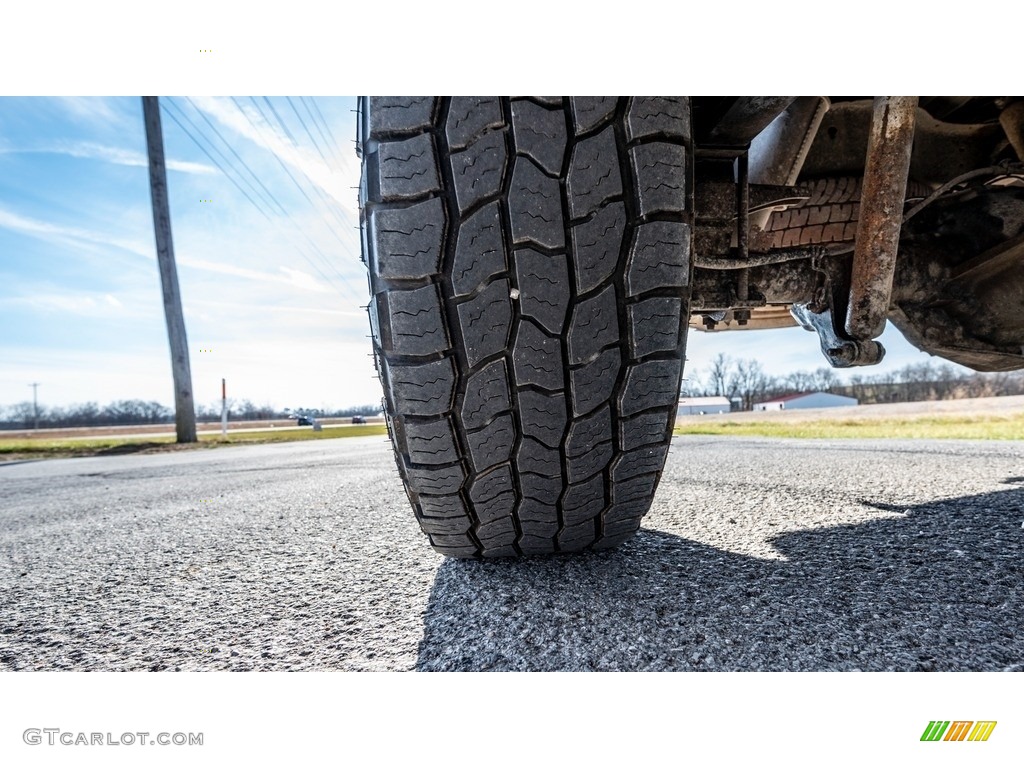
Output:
[
  {"xmin": 673, "ymin": 412, "xmax": 1024, "ymax": 440},
  {"xmin": 0, "ymin": 424, "xmax": 389, "ymax": 461},
  {"xmin": 3, "ymin": 405, "xmax": 1022, "ymax": 462}
]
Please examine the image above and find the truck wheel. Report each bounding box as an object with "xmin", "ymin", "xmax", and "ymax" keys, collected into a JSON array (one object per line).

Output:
[{"xmin": 358, "ymin": 97, "xmax": 693, "ymax": 557}]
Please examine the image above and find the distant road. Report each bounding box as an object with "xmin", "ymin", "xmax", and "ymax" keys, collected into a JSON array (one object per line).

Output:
[
  {"xmin": 1, "ymin": 417, "xmax": 384, "ymax": 441},
  {"xmin": 1, "ymin": 435, "xmax": 1021, "ymax": 671}
]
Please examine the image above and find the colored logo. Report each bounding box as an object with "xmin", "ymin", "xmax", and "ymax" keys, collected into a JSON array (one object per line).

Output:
[{"xmin": 921, "ymin": 721, "xmax": 997, "ymax": 742}]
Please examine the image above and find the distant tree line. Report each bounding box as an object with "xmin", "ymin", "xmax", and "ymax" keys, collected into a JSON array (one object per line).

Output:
[
  {"xmin": 0, "ymin": 399, "xmax": 382, "ymax": 430},
  {"xmin": 684, "ymin": 355, "xmax": 1024, "ymax": 411}
]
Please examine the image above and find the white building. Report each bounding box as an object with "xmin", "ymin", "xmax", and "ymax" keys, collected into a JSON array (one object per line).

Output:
[
  {"xmin": 677, "ymin": 396, "xmax": 732, "ymax": 416},
  {"xmin": 754, "ymin": 392, "xmax": 858, "ymax": 411}
]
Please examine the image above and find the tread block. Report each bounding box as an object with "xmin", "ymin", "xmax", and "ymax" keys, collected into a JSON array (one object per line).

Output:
[
  {"xmin": 384, "ymin": 284, "xmax": 449, "ymax": 356},
  {"xmin": 558, "ymin": 521, "xmax": 597, "ymax": 550},
  {"xmin": 626, "ymin": 221, "xmax": 690, "ymax": 297},
  {"xmin": 469, "ymin": 463, "xmax": 514, "ymax": 507},
  {"xmin": 521, "ymin": 471, "xmax": 563, "ymax": 505},
  {"xmin": 517, "ymin": 437, "xmax": 561, "ymax": 476},
  {"xmin": 378, "ymin": 133, "xmax": 439, "ymax": 201},
  {"xmin": 593, "ymin": 526, "xmax": 640, "ymax": 549},
  {"xmin": 450, "ymin": 131, "xmax": 506, "ymax": 213},
  {"xmin": 457, "ymin": 279, "xmax": 512, "ymax": 367},
  {"xmin": 387, "ymin": 357, "xmax": 455, "ymax": 417},
  {"xmin": 603, "ymin": 514, "xmax": 643, "ymax": 534},
  {"xmin": 367, "ymin": 97, "xmax": 436, "ymax": 138},
  {"xmin": 511, "ymin": 99, "xmax": 567, "ymax": 175},
  {"xmin": 516, "ymin": 499, "xmax": 560, "ymax": 533},
  {"xmin": 562, "ymin": 474, "xmax": 604, "ymax": 524},
  {"xmin": 612, "ymin": 444, "xmax": 669, "ymax": 481},
  {"xmin": 513, "ymin": 319, "xmax": 564, "ymax": 391},
  {"xmin": 625, "ymin": 97, "xmax": 690, "ymax": 142},
  {"xmin": 522, "ymin": 96, "xmax": 563, "ymax": 107},
  {"xmin": 476, "ymin": 490, "xmax": 516, "ymax": 526},
  {"xmin": 406, "ymin": 464, "xmax": 465, "ymax": 495},
  {"xmin": 571, "ymin": 97, "xmax": 618, "ymax": 134},
  {"xmin": 567, "ymin": 126, "xmax": 622, "ymax": 219},
  {"xmin": 566, "ymin": 405, "xmax": 613, "ymax": 481},
  {"xmin": 628, "ymin": 297, "xmax": 682, "ymax": 358},
  {"xmin": 403, "ymin": 418, "xmax": 458, "ymax": 465},
  {"xmin": 419, "ymin": 515, "xmax": 472, "ymax": 536},
  {"xmin": 570, "ymin": 347, "xmax": 621, "ymax": 417},
  {"xmin": 567, "ymin": 441, "xmax": 613, "ymax": 484},
  {"xmin": 370, "ymin": 197, "xmax": 445, "ymax": 280},
  {"xmin": 566, "ymin": 404, "xmax": 612, "ymax": 456},
  {"xmin": 630, "ymin": 143, "xmax": 687, "ymax": 216},
  {"xmin": 612, "ymin": 472, "xmax": 658, "ymax": 505},
  {"xmin": 570, "ymin": 201, "xmax": 625, "ymax": 294},
  {"xmin": 452, "ymin": 202, "xmax": 506, "ymax": 298},
  {"xmin": 567, "ymin": 285, "xmax": 619, "ymax": 365},
  {"xmin": 418, "ymin": 493, "xmax": 468, "ymax": 519},
  {"xmin": 619, "ymin": 359, "xmax": 683, "ymax": 417},
  {"xmin": 476, "ymin": 516, "xmax": 517, "ymax": 545},
  {"xmin": 515, "ymin": 249, "xmax": 569, "ymax": 334},
  {"xmin": 508, "ymin": 157, "xmax": 565, "ymax": 249},
  {"xmin": 461, "ymin": 359, "xmax": 511, "ymax": 430},
  {"xmin": 518, "ymin": 390, "xmax": 567, "ymax": 449},
  {"xmin": 446, "ymin": 97, "xmax": 503, "ymax": 151},
  {"xmin": 428, "ymin": 532, "xmax": 477, "ymax": 552},
  {"xmin": 466, "ymin": 413, "xmax": 515, "ymax": 471},
  {"xmin": 620, "ymin": 410, "xmax": 670, "ymax": 451},
  {"xmin": 519, "ymin": 533, "xmax": 557, "ymax": 554}
]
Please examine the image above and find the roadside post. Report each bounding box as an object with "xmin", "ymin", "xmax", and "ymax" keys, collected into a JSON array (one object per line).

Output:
[{"xmin": 221, "ymin": 378, "xmax": 228, "ymax": 437}]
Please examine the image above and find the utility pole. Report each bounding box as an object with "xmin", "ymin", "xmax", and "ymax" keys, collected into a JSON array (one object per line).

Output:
[
  {"xmin": 143, "ymin": 96, "xmax": 197, "ymax": 443},
  {"xmin": 29, "ymin": 382, "xmax": 39, "ymax": 430}
]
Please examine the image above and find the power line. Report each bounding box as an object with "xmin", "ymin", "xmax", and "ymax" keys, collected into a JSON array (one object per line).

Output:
[
  {"xmin": 160, "ymin": 102, "xmax": 274, "ymax": 224},
  {"xmin": 180, "ymin": 96, "xmax": 360, "ymax": 288},
  {"xmin": 182, "ymin": 96, "xmax": 286, "ymax": 216},
  {"xmin": 241, "ymin": 97, "xmax": 361, "ymax": 258},
  {"xmin": 307, "ymin": 97, "xmax": 347, "ymax": 163},
  {"xmin": 171, "ymin": 97, "xmax": 357, "ymax": 283},
  {"xmin": 170, "ymin": 96, "xmax": 366, "ymax": 304},
  {"xmin": 251, "ymin": 97, "xmax": 355, "ymax": 237},
  {"xmin": 300, "ymin": 96, "xmax": 344, "ymax": 169},
  {"xmin": 160, "ymin": 100, "xmax": 364, "ymax": 305},
  {"xmin": 287, "ymin": 96, "xmax": 332, "ymax": 169}
]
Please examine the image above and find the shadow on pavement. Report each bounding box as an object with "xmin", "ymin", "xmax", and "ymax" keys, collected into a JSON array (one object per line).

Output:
[{"xmin": 416, "ymin": 483, "xmax": 1024, "ymax": 671}]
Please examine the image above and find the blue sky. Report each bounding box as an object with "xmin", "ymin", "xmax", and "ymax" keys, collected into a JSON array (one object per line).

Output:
[
  {"xmin": 0, "ymin": 96, "xmax": 374, "ymax": 412},
  {"xmin": 0, "ymin": 96, "xmax": 956, "ymax": 411}
]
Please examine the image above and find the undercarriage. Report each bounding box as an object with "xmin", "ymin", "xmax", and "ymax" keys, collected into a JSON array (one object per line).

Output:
[{"xmin": 689, "ymin": 96, "xmax": 1024, "ymax": 373}]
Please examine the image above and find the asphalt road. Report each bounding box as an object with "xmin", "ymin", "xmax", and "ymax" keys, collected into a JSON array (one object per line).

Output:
[{"xmin": 1, "ymin": 435, "xmax": 1021, "ymax": 671}]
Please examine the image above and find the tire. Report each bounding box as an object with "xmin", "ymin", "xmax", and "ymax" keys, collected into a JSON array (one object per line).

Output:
[
  {"xmin": 358, "ymin": 97, "xmax": 693, "ymax": 558},
  {"xmin": 762, "ymin": 176, "xmax": 932, "ymax": 248}
]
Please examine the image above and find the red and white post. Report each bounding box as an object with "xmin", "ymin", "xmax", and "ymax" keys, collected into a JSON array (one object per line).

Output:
[{"xmin": 221, "ymin": 378, "xmax": 228, "ymax": 436}]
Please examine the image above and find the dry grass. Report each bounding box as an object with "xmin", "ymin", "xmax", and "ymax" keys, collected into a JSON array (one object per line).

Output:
[
  {"xmin": 674, "ymin": 412, "xmax": 1024, "ymax": 440},
  {"xmin": 0, "ymin": 424, "xmax": 389, "ymax": 461}
]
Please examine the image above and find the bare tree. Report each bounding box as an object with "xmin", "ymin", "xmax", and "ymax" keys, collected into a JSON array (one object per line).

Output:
[{"xmin": 707, "ymin": 353, "xmax": 732, "ymax": 398}]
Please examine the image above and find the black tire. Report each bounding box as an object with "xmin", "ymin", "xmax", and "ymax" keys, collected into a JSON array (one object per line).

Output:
[
  {"xmin": 358, "ymin": 97, "xmax": 693, "ymax": 558},
  {"xmin": 762, "ymin": 176, "xmax": 932, "ymax": 248}
]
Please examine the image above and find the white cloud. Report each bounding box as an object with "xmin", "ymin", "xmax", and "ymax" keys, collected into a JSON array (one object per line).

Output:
[
  {"xmin": 176, "ymin": 257, "xmax": 331, "ymax": 293},
  {"xmin": 0, "ymin": 205, "xmax": 151, "ymax": 258},
  {"xmin": 0, "ymin": 141, "xmax": 217, "ymax": 175},
  {"xmin": 190, "ymin": 96, "xmax": 361, "ymax": 215}
]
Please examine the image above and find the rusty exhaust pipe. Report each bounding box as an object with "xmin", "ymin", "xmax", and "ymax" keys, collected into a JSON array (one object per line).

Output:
[{"xmin": 845, "ymin": 96, "xmax": 917, "ymax": 340}]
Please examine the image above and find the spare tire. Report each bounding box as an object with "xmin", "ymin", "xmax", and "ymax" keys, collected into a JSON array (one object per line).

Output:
[{"xmin": 358, "ymin": 97, "xmax": 693, "ymax": 557}]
